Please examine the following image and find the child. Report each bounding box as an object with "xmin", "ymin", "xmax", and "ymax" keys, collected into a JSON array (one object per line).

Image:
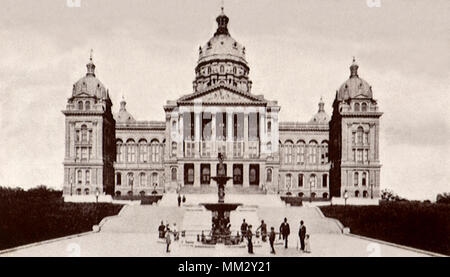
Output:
[{"xmin": 304, "ymin": 234, "xmax": 311, "ymax": 253}]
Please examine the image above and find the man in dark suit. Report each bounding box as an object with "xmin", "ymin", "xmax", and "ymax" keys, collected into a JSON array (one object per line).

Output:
[
  {"xmin": 269, "ymin": 227, "xmax": 276, "ymax": 254},
  {"xmin": 279, "ymin": 217, "xmax": 290, "ymax": 248},
  {"xmin": 299, "ymin": 220, "xmax": 307, "ymax": 251},
  {"xmin": 240, "ymin": 219, "xmax": 248, "ymax": 242},
  {"xmin": 247, "ymin": 225, "xmax": 254, "ymax": 254}
]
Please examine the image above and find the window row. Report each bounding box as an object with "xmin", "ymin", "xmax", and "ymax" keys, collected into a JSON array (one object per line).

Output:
[
  {"xmin": 354, "ymin": 190, "xmax": 371, "ymax": 198},
  {"xmin": 73, "ymin": 169, "xmax": 91, "ymax": 185},
  {"xmin": 284, "ymin": 173, "xmax": 328, "ymax": 189},
  {"xmin": 282, "ymin": 141, "xmax": 328, "ymax": 165},
  {"xmin": 75, "ymin": 125, "xmax": 93, "ymax": 143},
  {"xmin": 353, "ymin": 172, "xmax": 370, "ymax": 187},
  {"xmin": 352, "ymin": 149, "xmax": 370, "ymax": 163},
  {"xmin": 352, "ymin": 127, "xmax": 370, "ymax": 145},
  {"xmin": 75, "ymin": 147, "xmax": 93, "ymax": 161},
  {"xmin": 116, "ymin": 141, "xmax": 162, "ymax": 163},
  {"xmin": 115, "ymin": 172, "xmax": 159, "ymax": 187},
  {"xmin": 77, "ymin": 100, "xmax": 92, "ymax": 111},
  {"xmin": 353, "ymin": 102, "xmax": 369, "ymax": 112},
  {"xmin": 183, "ymin": 164, "xmax": 260, "ymax": 186}
]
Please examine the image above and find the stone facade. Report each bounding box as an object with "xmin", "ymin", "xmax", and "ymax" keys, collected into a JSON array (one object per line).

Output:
[{"xmin": 62, "ymin": 10, "xmax": 382, "ymax": 199}]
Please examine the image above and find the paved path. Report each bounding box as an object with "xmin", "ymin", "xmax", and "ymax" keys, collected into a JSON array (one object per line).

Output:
[{"xmin": 0, "ymin": 195, "xmax": 433, "ymax": 257}]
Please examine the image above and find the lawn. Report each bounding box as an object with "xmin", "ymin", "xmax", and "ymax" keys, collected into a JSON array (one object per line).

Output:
[
  {"xmin": 320, "ymin": 201, "xmax": 450, "ymax": 255},
  {"xmin": 0, "ymin": 186, "xmax": 123, "ymax": 251}
]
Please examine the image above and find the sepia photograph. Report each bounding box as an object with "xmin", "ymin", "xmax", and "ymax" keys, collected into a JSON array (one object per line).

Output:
[{"xmin": 0, "ymin": 0, "xmax": 448, "ymax": 266}]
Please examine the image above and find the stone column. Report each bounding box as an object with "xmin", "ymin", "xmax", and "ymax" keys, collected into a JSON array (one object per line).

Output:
[
  {"xmin": 211, "ymin": 113, "xmax": 216, "ymax": 156},
  {"xmin": 179, "ymin": 114, "xmax": 184, "ymax": 157},
  {"xmin": 227, "ymin": 111, "xmax": 233, "ymax": 157},
  {"xmin": 195, "ymin": 112, "xmax": 201, "ymax": 157},
  {"xmin": 259, "ymin": 111, "xmax": 265, "ymax": 157},
  {"xmin": 194, "ymin": 163, "xmax": 200, "ymax": 187},
  {"xmin": 243, "ymin": 163, "xmax": 250, "ymax": 187},
  {"xmin": 244, "ymin": 112, "xmax": 249, "ymax": 158}
]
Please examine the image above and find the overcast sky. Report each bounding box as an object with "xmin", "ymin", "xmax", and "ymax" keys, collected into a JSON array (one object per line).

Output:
[{"xmin": 0, "ymin": 0, "xmax": 448, "ymax": 200}]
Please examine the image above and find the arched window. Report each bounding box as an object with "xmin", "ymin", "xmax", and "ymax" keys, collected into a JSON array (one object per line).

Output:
[
  {"xmin": 207, "ymin": 66, "xmax": 211, "ymax": 74},
  {"xmin": 81, "ymin": 125, "xmax": 88, "ymax": 142},
  {"xmin": 322, "ymin": 174, "xmax": 328, "ymax": 188},
  {"xmin": 285, "ymin": 174, "xmax": 292, "ymax": 189},
  {"xmin": 285, "ymin": 140, "xmax": 293, "ymax": 164},
  {"xmin": 298, "ymin": 192, "xmax": 304, "ymax": 197},
  {"xmin": 85, "ymin": 101, "xmax": 90, "ymax": 110},
  {"xmin": 171, "ymin": 168, "xmax": 177, "ymax": 182},
  {"xmin": 201, "ymin": 165, "xmax": 211, "ymax": 185},
  {"xmin": 298, "ymin": 174, "xmax": 304, "ymax": 187},
  {"xmin": 355, "ymin": 190, "xmax": 360, "ymax": 197},
  {"xmin": 362, "ymin": 172, "xmax": 367, "ymax": 186},
  {"xmin": 354, "ymin": 172, "xmax": 359, "ymax": 186},
  {"xmin": 220, "ymin": 65, "xmax": 225, "ymax": 73},
  {"xmin": 309, "ymin": 174, "xmax": 316, "ymax": 188},
  {"xmin": 116, "ymin": 140, "xmax": 124, "ymax": 162},
  {"xmin": 139, "ymin": 172, "xmax": 146, "ymax": 187},
  {"xmin": 267, "ymin": 121, "xmax": 272, "ymax": 134},
  {"xmin": 127, "ymin": 172, "xmax": 134, "ymax": 187},
  {"xmin": 321, "ymin": 141, "xmax": 329, "ymax": 164},
  {"xmin": 78, "ymin": 101, "xmax": 83, "ymax": 110},
  {"xmin": 171, "ymin": 142, "xmax": 177, "ymax": 157},
  {"xmin": 151, "ymin": 140, "xmax": 160, "ymax": 162},
  {"xmin": 151, "ymin": 172, "xmax": 158, "ymax": 187},
  {"xmin": 76, "ymin": 188, "xmax": 82, "ymax": 195},
  {"xmin": 311, "ymin": 192, "xmax": 316, "ymax": 199},
  {"xmin": 127, "ymin": 139, "xmax": 136, "ymax": 163},
  {"xmin": 354, "ymin": 103, "xmax": 360, "ymax": 111},
  {"xmin": 116, "ymin": 172, "xmax": 122, "ymax": 186},
  {"xmin": 139, "ymin": 140, "xmax": 148, "ymax": 163},
  {"xmin": 77, "ymin": 170, "xmax": 82, "ymax": 185},
  {"xmin": 85, "ymin": 170, "xmax": 90, "ymax": 185},
  {"xmin": 266, "ymin": 168, "xmax": 272, "ymax": 183},
  {"xmin": 363, "ymin": 190, "xmax": 368, "ymax": 198},
  {"xmin": 309, "ymin": 141, "xmax": 318, "ymax": 164},
  {"xmin": 249, "ymin": 167, "xmax": 258, "ymax": 185},
  {"xmin": 298, "ymin": 141, "xmax": 305, "ymax": 164},
  {"xmin": 266, "ymin": 142, "xmax": 272, "ymax": 154},
  {"xmin": 361, "ymin": 103, "xmax": 368, "ymax": 112},
  {"xmin": 357, "ymin": 127, "xmax": 364, "ymax": 144},
  {"xmin": 233, "ymin": 165, "xmax": 243, "ymax": 185},
  {"xmin": 115, "ymin": 191, "xmax": 121, "ymax": 197},
  {"xmin": 140, "ymin": 191, "xmax": 146, "ymax": 196},
  {"xmin": 84, "ymin": 188, "xmax": 89, "ymax": 195},
  {"xmin": 323, "ymin": 192, "xmax": 329, "ymax": 199}
]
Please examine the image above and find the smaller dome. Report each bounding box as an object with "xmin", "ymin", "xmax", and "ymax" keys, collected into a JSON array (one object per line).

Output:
[
  {"xmin": 309, "ymin": 97, "xmax": 329, "ymax": 124},
  {"xmin": 337, "ymin": 58, "xmax": 373, "ymax": 101},
  {"xmin": 72, "ymin": 54, "xmax": 107, "ymax": 99},
  {"xmin": 115, "ymin": 98, "xmax": 135, "ymax": 123}
]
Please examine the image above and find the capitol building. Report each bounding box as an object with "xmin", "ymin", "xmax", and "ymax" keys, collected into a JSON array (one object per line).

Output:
[{"xmin": 62, "ymin": 9, "xmax": 382, "ymax": 200}]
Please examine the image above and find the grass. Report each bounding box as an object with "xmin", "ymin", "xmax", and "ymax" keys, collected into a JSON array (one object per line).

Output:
[
  {"xmin": 0, "ymin": 186, "xmax": 123, "ymax": 251},
  {"xmin": 320, "ymin": 201, "xmax": 450, "ymax": 255}
]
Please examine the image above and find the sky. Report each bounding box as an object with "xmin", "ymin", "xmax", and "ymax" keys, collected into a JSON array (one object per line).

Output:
[{"xmin": 0, "ymin": 0, "xmax": 448, "ymax": 200}]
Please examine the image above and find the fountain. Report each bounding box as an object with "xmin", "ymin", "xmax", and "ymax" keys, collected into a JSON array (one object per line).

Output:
[{"xmin": 200, "ymin": 153, "xmax": 242, "ymax": 245}]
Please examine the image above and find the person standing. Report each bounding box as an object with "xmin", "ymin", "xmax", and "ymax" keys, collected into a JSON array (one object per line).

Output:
[
  {"xmin": 247, "ymin": 225, "xmax": 254, "ymax": 254},
  {"xmin": 304, "ymin": 234, "xmax": 311, "ymax": 253},
  {"xmin": 269, "ymin": 227, "xmax": 276, "ymax": 254},
  {"xmin": 299, "ymin": 220, "xmax": 307, "ymax": 252},
  {"xmin": 182, "ymin": 195, "xmax": 186, "ymax": 203},
  {"xmin": 165, "ymin": 227, "xmax": 172, "ymax": 253},
  {"xmin": 256, "ymin": 220, "xmax": 267, "ymax": 242},
  {"xmin": 240, "ymin": 219, "xmax": 248, "ymax": 242},
  {"xmin": 279, "ymin": 217, "xmax": 290, "ymax": 249},
  {"xmin": 158, "ymin": 221, "xmax": 165, "ymax": 238},
  {"xmin": 177, "ymin": 194, "xmax": 182, "ymax": 207}
]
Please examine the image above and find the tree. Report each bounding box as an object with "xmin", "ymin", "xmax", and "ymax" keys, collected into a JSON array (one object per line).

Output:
[{"xmin": 436, "ymin": 193, "xmax": 450, "ymax": 204}]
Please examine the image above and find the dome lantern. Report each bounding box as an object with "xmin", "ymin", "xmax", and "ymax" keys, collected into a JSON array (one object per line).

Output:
[
  {"xmin": 214, "ymin": 7, "xmax": 230, "ymax": 36},
  {"xmin": 86, "ymin": 49, "xmax": 96, "ymax": 77},
  {"xmin": 350, "ymin": 56, "xmax": 359, "ymax": 78}
]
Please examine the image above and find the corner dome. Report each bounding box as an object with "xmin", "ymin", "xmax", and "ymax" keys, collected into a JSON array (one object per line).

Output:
[
  {"xmin": 72, "ymin": 55, "xmax": 108, "ymax": 99},
  {"xmin": 337, "ymin": 58, "xmax": 373, "ymax": 101},
  {"xmin": 309, "ymin": 98, "xmax": 329, "ymax": 124},
  {"xmin": 115, "ymin": 98, "xmax": 135, "ymax": 123}
]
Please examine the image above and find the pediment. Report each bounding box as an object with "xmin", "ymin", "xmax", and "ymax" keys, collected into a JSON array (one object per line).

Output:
[{"xmin": 177, "ymin": 87, "xmax": 265, "ymax": 104}]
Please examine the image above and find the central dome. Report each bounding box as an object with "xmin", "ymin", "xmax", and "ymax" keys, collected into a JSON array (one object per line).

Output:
[
  {"xmin": 336, "ymin": 59, "xmax": 373, "ymax": 101},
  {"xmin": 193, "ymin": 8, "xmax": 252, "ymax": 93}
]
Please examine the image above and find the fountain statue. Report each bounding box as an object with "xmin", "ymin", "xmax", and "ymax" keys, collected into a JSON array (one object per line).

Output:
[{"xmin": 200, "ymin": 152, "xmax": 242, "ymax": 244}]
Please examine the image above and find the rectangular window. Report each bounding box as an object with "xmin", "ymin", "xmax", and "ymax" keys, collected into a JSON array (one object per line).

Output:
[
  {"xmin": 298, "ymin": 174, "xmax": 304, "ymax": 187},
  {"xmin": 322, "ymin": 174, "xmax": 328, "ymax": 188},
  {"xmin": 201, "ymin": 164, "xmax": 211, "ymax": 185},
  {"xmin": 81, "ymin": 147, "xmax": 88, "ymax": 161},
  {"xmin": 184, "ymin": 164, "xmax": 194, "ymax": 185},
  {"xmin": 233, "ymin": 164, "xmax": 243, "ymax": 185},
  {"xmin": 357, "ymin": 149, "xmax": 363, "ymax": 163},
  {"xmin": 249, "ymin": 164, "xmax": 260, "ymax": 186}
]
